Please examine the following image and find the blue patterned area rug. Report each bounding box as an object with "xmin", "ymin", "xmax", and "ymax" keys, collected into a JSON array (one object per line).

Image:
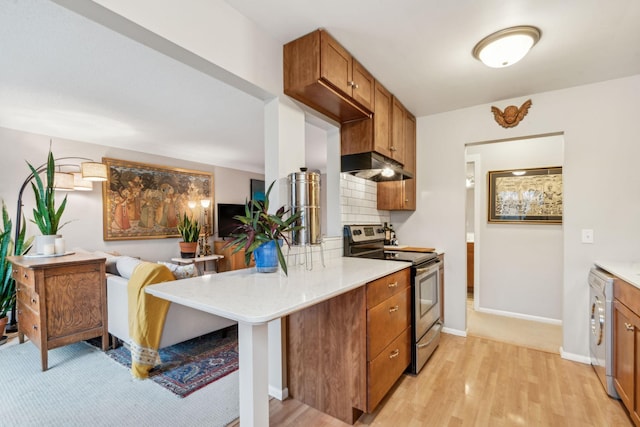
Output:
[{"xmin": 107, "ymin": 325, "xmax": 238, "ymax": 398}]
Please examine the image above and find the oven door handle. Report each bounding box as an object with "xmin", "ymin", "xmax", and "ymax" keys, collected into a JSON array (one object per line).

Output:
[{"xmin": 415, "ymin": 262, "xmax": 439, "ymax": 276}]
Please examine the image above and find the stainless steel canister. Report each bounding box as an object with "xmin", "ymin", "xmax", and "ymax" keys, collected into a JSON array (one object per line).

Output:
[{"xmin": 288, "ymin": 168, "xmax": 321, "ymax": 245}]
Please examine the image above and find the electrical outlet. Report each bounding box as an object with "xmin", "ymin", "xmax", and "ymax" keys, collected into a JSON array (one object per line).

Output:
[{"xmin": 582, "ymin": 229, "xmax": 594, "ymax": 244}]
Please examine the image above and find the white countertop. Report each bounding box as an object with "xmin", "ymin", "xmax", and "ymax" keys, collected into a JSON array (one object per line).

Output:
[
  {"xmin": 595, "ymin": 261, "xmax": 640, "ymax": 288},
  {"xmin": 146, "ymin": 257, "xmax": 411, "ymax": 324}
]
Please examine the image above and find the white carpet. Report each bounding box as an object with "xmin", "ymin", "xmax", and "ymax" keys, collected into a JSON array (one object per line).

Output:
[{"xmin": 0, "ymin": 340, "xmax": 239, "ymax": 426}]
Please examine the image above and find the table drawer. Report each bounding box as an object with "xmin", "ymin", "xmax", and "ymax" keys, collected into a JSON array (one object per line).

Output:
[
  {"xmin": 367, "ymin": 287, "xmax": 411, "ymax": 359},
  {"xmin": 367, "ymin": 327, "xmax": 411, "ymax": 411},
  {"xmin": 16, "ymin": 282, "xmax": 39, "ymax": 314},
  {"xmin": 12, "ymin": 264, "xmax": 35, "ymax": 289},
  {"xmin": 17, "ymin": 302, "xmax": 42, "ymax": 348},
  {"xmin": 366, "ymin": 268, "xmax": 410, "ymax": 309}
]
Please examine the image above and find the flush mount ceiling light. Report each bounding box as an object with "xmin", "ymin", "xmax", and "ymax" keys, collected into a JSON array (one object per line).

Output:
[{"xmin": 473, "ymin": 26, "xmax": 541, "ymax": 68}]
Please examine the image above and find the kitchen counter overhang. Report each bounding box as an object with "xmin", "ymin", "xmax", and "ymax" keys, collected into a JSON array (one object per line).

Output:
[{"xmin": 146, "ymin": 257, "xmax": 410, "ymax": 324}]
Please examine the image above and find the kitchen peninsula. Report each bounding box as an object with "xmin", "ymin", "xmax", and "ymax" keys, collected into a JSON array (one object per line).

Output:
[{"xmin": 146, "ymin": 257, "xmax": 410, "ymax": 427}]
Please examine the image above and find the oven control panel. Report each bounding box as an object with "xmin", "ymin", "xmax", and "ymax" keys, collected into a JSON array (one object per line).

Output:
[{"xmin": 344, "ymin": 224, "xmax": 385, "ymax": 243}]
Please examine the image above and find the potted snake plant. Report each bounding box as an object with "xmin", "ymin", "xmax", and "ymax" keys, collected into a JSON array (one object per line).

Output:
[
  {"xmin": 177, "ymin": 211, "xmax": 201, "ymax": 258},
  {"xmin": 28, "ymin": 150, "xmax": 70, "ymax": 254}
]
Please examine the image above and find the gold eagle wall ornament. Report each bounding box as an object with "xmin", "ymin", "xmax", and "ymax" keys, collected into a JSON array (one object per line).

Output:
[{"xmin": 491, "ymin": 99, "xmax": 532, "ymax": 128}]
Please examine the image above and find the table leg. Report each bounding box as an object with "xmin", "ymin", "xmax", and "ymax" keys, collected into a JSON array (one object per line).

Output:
[{"xmin": 238, "ymin": 321, "xmax": 269, "ymax": 427}]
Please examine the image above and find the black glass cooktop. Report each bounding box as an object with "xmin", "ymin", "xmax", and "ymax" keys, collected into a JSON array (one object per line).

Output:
[{"xmin": 384, "ymin": 250, "xmax": 437, "ymax": 265}]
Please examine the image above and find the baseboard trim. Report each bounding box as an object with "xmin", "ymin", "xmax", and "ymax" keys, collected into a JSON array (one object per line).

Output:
[
  {"xmin": 560, "ymin": 347, "xmax": 590, "ymax": 364},
  {"xmin": 269, "ymin": 386, "xmax": 289, "ymax": 401},
  {"xmin": 475, "ymin": 306, "xmax": 562, "ymax": 325},
  {"xmin": 442, "ymin": 327, "xmax": 466, "ymax": 337}
]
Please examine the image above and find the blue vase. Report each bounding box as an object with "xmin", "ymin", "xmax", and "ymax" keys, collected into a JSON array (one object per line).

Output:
[{"xmin": 253, "ymin": 240, "xmax": 280, "ymax": 273}]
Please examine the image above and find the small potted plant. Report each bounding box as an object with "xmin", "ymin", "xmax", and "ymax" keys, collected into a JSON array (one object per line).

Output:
[
  {"xmin": 224, "ymin": 181, "xmax": 302, "ymax": 275},
  {"xmin": 177, "ymin": 211, "xmax": 201, "ymax": 258},
  {"xmin": 0, "ymin": 200, "xmax": 32, "ymax": 341},
  {"xmin": 28, "ymin": 150, "xmax": 69, "ymax": 254}
]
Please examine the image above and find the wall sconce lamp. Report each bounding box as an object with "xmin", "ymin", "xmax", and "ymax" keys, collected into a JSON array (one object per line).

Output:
[{"xmin": 472, "ymin": 26, "xmax": 541, "ymax": 68}]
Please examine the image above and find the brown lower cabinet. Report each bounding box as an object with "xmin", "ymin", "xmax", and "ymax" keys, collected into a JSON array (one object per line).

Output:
[
  {"xmin": 287, "ymin": 268, "xmax": 411, "ymax": 424},
  {"xmin": 613, "ymin": 277, "xmax": 640, "ymax": 426}
]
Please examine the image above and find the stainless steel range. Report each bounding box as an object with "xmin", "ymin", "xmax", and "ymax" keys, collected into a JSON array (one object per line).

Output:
[{"xmin": 344, "ymin": 224, "xmax": 442, "ymax": 374}]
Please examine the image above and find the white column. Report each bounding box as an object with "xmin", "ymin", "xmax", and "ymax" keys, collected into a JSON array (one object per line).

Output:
[
  {"xmin": 263, "ymin": 96, "xmax": 305, "ymax": 399},
  {"xmin": 238, "ymin": 321, "xmax": 269, "ymax": 427}
]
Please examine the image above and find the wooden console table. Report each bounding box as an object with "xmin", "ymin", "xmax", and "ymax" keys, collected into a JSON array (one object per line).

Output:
[{"xmin": 8, "ymin": 252, "xmax": 108, "ymax": 371}]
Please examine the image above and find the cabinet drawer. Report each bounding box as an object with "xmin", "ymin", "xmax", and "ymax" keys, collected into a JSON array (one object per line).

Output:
[
  {"xmin": 16, "ymin": 282, "xmax": 39, "ymax": 314},
  {"xmin": 12, "ymin": 265, "xmax": 35, "ymax": 289},
  {"xmin": 368, "ymin": 287, "xmax": 411, "ymax": 359},
  {"xmin": 367, "ymin": 268, "xmax": 410, "ymax": 308},
  {"xmin": 614, "ymin": 278, "xmax": 640, "ymax": 315},
  {"xmin": 17, "ymin": 302, "xmax": 42, "ymax": 348},
  {"xmin": 367, "ymin": 327, "xmax": 411, "ymax": 411}
]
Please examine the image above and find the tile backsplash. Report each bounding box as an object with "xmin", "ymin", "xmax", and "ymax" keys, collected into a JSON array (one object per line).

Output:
[
  {"xmin": 286, "ymin": 174, "xmax": 389, "ymax": 265},
  {"xmin": 340, "ymin": 173, "xmax": 390, "ymax": 225}
]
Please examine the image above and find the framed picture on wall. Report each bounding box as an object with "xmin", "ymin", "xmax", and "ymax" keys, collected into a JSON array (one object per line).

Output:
[
  {"xmin": 488, "ymin": 166, "xmax": 562, "ymax": 224},
  {"xmin": 102, "ymin": 157, "xmax": 213, "ymax": 240},
  {"xmin": 250, "ymin": 179, "xmax": 265, "ymax": 202}
]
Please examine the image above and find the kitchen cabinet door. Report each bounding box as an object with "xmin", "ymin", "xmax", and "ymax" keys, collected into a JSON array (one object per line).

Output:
[
  {"xmin": 352, "ymin": 60, "xmax": 375, "ymax": 111},
  {"xmin": 390, "ymin": 97, "xmax": 406, "ymax": 165},
  {"xmin": 341, "ymin": 80, "xmax": 392, "ymax": 158},
  {"xmin": 613, "ymin": 277, "xmax": 640, "ymax": 426},
  {"xmin": 377, "ymin": 179, "xmax": 415, "ymax": 211},
  {"xmin": 320, "ymin": 30, "xmax": 353, "ymax": 96},
  {"xmin": 614, "ymin": 299, "xmax": 640, "ymax": 424}
]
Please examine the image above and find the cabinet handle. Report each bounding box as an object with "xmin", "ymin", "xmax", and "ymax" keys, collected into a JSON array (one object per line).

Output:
[
  {"xmin": 389, "ymin": 305, "xmax": 399, "ymax": 313},
  {"xmin": 31, "ymin": 298, "xmax": 36, "ymax": 304},
  {"xmin": 388, "ymin": 281, "xmax": 398, "ymax": 288},
  {"xmin": 390, "ymin": 146, "xmax": 397, "ymax": 151},
  {"xmin": 24, "ymin": 273, "xmax": 28, "ymax": 279},
  {"xmin": 353, "ymin": 83, "xmax": 359, "ymax": 89},
  {"xmin": 389, "ymin": 349, "xmax": 400, "ymax": 359},
  {"xmin": 32, "ymin": 325, "xmax": 37, "ymax": 330},
  {"xmin": 348, "ymin": 80, "xmax": 355, "ymax": 87},
  {"xmin": 625, "ymin": 322, "xmax": 634, "ymax": 331}
]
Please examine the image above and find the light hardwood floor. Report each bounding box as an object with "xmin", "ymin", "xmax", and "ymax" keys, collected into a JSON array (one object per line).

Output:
[{"xmin": 260, "ymin": 333, "xmax": 631, "ymax": 426}]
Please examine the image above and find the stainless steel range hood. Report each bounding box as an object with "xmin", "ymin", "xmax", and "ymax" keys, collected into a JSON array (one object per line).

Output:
[{"xmin": 341, "ymin": 152, "xmax": 413, "ymax": 181}]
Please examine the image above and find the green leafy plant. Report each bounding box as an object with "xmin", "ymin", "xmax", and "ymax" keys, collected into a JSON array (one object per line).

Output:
[
  {"xmin": 1, "ymin": 200, "xmax": 32, "ymax": 319},
  {"xmin": 177, "ymin": 212, "xmax": 201, "ymax": 243},
  {"xmin": 224, "ymin": 181, "xmax": 303, "ymax": 275},
  {"xmin": 28, "ymin": 150, "xmax": 70, "ymax": 235}
]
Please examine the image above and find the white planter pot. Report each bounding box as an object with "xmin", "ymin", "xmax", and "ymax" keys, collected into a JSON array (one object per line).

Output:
[{"xmin": 35, "ymin": 234, "xmax": 61, "ymax": 255}]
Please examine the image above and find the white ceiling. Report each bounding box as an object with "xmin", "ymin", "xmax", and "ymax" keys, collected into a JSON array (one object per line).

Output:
[
  {"xmin": 2, "ymin": 1, "xmax": 640, "ymax": 174},
  {"xmin": 228, "ymin": 0, "xmax": 640, "ymax": 117}
]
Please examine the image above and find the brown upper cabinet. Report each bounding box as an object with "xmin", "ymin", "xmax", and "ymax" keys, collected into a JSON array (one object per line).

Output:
[
  {"xmin": 377, "ymin": 111, "xmax": 416, "ymax": 211},
  {"xmin": 341, "ymin": 81, "xmax": 392, "ymax": 158},
  {"xmin": 284, "ymin": 29, "xmax": 374, "ymax": 123}
]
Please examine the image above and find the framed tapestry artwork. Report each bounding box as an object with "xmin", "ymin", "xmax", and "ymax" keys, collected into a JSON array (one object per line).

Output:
[
  {"xmin": 102, "ymin": 158, "xmax": 213, "ymax": 240},
  {"xmin": 488, "ymin": 166, "xmax": 562, "ymax": 224}
]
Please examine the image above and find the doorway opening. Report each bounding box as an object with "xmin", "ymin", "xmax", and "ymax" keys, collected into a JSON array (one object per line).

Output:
[{"xmin": 464, "ymin": 134, "xmax": 564, "ymax": 353}]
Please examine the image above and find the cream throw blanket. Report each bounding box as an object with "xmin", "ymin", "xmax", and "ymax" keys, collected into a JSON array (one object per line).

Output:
[{"xmin": 127, "ymin": 261, "xmax": 175, "ymax": 379}]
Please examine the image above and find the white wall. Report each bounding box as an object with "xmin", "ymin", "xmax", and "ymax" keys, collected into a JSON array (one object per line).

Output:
[
  {"xmin": 0, "ymin": 126, "xmax": 262, "ymax": 262},
  {"xmin": 466, "ymin": 136, "xmax": 564, "ymax": 321},
  {"xmin": 399, "ymin": 75, "xmax": 640, "ymax": 359}
]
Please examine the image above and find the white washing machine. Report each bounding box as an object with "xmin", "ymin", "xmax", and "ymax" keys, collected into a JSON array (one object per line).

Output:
[{"xmin": 589, "ymin": 267, "xmax": 619, "ymax": 398}]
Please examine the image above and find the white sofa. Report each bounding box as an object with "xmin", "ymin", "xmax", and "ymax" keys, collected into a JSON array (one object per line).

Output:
[{"xmin": 105, "ymin": 255, "xmax": 236, "ymax": 349}]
